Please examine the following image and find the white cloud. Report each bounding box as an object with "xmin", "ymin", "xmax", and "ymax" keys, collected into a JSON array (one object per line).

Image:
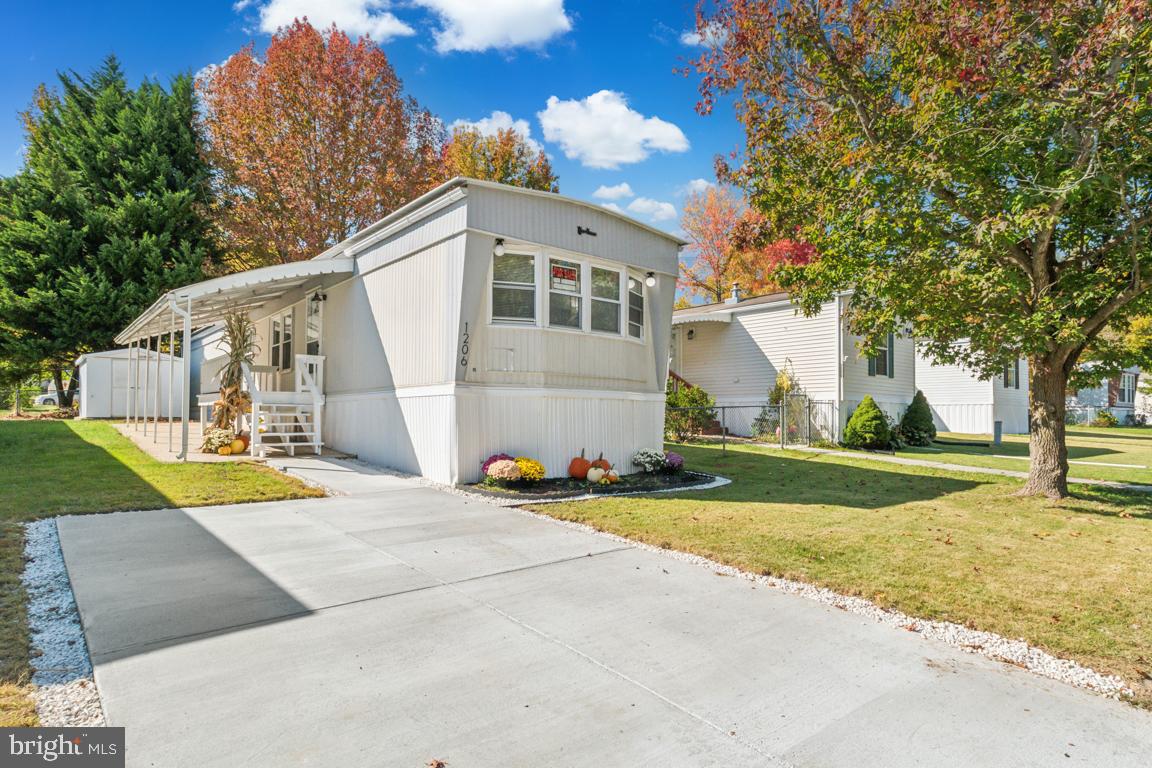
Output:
[
  {"xmin": 538, "ymin": 90, "xmax": 689, "ymax": 169},
  {"xmin": 449, "ymin": 110, "xmax": 542, "ymax": 152},
  {"xmin": 680, "ymin": 22, "xmax": 726, "ymax": 47},
  {"xmin": 600, "ymin": 202, "xmax": 624, "ymax": 213},
  {"xmin": 681, "ymin": 178, "xmax": 715, "ymax": 195},
  {"xmin": 592, "ymin": 182, "xmax": 634, "ymax": 200},
  {"xmin": 250, "ymin": 0, "xmax": 416, "ymax": 41},
  {"xmin": 627, "ymin": 197, "xmax": 677, "ymax": 222},
  {"xmin": 413, "ymin": 0, "xmax": 571, "ymax": 53}
]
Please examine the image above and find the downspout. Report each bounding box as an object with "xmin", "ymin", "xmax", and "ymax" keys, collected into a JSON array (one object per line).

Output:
[{"xmin": 169, "ymin": 295, "xmax": 192, "ymax": 460}]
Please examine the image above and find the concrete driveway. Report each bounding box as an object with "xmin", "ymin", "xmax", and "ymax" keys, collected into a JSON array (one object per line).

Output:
[{"xmin": 58, "ymin": 459, "xmax": 1152, "ymax": 767}]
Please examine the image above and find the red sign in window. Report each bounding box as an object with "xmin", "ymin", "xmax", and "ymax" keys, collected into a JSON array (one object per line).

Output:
[{"xmin": 551, "ymin": 265, "xmax": 578, "ymax": 282}]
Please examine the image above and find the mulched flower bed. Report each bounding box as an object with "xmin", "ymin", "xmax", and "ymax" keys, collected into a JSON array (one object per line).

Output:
[{"xmin": 459, "ymin": 470, "xmax": 716, "ymax": 501}]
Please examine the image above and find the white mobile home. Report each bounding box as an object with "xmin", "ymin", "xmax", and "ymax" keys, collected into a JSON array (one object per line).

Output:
[
  {"xmin": 1069, "ymin": 365, "xmax": 1141, "ymax": 424},
  {"xmin": 113, "ymin": 178, "xmax": 683, "ymax": 483},
  {"xmin": 671, "ymin": 290, "xmax": 917, "ymax": 437},
  {"xmin": 914, "ymin": 346, "xmax": 1030, "ymax": 435}
]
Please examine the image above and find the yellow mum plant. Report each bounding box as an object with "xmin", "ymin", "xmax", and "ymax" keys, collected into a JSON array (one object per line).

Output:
[{"xmin": 514, "ymin": 456, "xmax": 545, "ymax": 483}]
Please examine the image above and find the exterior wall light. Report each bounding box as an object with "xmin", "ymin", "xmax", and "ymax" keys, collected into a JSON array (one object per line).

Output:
[
  {"xmin": 493, "ymin": 238, "xmax": 506, "ymax": 257},
  {"xmin": 645, "ymin": 272, "xmax": 657, "ymax": 287}
]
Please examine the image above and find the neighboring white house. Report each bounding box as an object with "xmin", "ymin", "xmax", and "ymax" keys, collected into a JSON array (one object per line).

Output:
[
  {"xmin": 112, "ymin": 177, "xmax": 683, "ymax": 483},
  {"xmin": 1068, "ymin": 365, "xmax": 1141, "ymax": 424},
  {"xmin": 76, "ymin": 348, "xmax": 184, "ymax": 420},
  {"xmin": 914, "ymin": 344, "xmax": 1030, "ymax": 435},
  {"xmin": 671, "ymin": 289, "xmax": 918, "ymax": 438}
]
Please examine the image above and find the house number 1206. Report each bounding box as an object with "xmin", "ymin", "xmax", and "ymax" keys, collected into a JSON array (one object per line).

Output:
[{"xmin": 459, "ymin": 322, "xmax": 470, "ymax": 367}]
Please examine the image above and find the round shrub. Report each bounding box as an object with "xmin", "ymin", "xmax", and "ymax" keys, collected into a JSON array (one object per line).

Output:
[
  {"xmin": 843, "ymin": 396, "xmax": 891, "ymax": 449},
  {"xmin": 899, "ymin": 390, "xmax": 937, "ymax": 446},
  {"xmin": 481, "ymin": 453, "xmax": 514, "ymax": 474}
]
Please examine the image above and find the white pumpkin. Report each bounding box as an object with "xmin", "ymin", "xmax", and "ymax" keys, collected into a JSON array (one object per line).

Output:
[{"xmin": 586, "ymin": 466, "xmax": 606, "ymax": 484}]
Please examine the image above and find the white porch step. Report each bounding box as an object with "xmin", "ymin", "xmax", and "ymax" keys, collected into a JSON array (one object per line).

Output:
[{"xmin": 255, "ymin": 392, "xmax": 320, "ymax": 406}]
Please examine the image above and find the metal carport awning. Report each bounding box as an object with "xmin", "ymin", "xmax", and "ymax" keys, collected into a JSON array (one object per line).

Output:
[
  {"xmin": 115, "ymin": 259, "xmax": 356, "ymax": 344},
  {"xmin": 114, "ymin": 258, "xmax": 355, "ymax": 461}
]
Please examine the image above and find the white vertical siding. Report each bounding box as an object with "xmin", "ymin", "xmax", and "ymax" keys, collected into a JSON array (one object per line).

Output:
[
  {"xmin": 323, "ymin": 389, "xmax": 456, "ymax": 482},
  {"xmin": 455, "ymin": 387, "xmax": 665, "ymax": 483},
  {"xmin": 675, "ymin": 298, "xmax": 840, "ymax": 405}
]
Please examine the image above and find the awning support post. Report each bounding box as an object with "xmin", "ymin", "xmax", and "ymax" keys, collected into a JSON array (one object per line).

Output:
[
  {"xmin": 153, "ymin": 331, "xmax": 161, "ymax": 443},
  {"xmin": 125, "ymin": 339, "xmax": 134, "ymax": 425},
  {"xmin": 169, "ymin": 296, "xmax": 193, "ymax": 461},
  {"xmin": 168, "ymin": 308, "xmax": 175, "ymax": 453},
  {"xmin": 142, "ymin": 335, "xmax": 152, "ymax": 437}
]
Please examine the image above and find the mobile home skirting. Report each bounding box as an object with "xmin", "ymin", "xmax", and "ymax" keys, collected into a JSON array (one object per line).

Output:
[{"xmin": 323, "ymin": 385, "xmax": 666, "ymax": 484}]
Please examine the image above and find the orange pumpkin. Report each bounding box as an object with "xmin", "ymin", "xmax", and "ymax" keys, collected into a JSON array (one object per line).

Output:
[
  {"xmin": 590, "ymin": 452, "xmax": 612, "ymax": 471},
  {"xmin": 568, "ymin": 449, "xmax": 591, "ymax": 480}
]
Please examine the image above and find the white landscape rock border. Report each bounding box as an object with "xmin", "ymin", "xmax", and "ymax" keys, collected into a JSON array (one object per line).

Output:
[
  {"xmin": 517, "ymin": 509, "xmax": 1135, "ymax": 701},
  {"xmin": 298, "ymin": 459, "xmax": 1133, "ymax": 700},
  {"xmin": 21, "ymin": 518, "xmax": 105, "ymax": 726}
]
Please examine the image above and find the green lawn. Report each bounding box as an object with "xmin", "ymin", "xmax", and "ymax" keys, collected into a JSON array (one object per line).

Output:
[
  {"xmin": 0, "ymin": 419, "xmax": 324, "ymax": 726},
  {"xmin": 896, "ymin": 427, "xmax": 1152, "ymax": 485},
  {"xmin": 531, "ymin": 442, "xmax": 1152, "ymax": 706}
]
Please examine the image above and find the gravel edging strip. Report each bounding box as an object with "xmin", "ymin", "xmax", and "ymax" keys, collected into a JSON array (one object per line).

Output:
[
  {"xmin": 517, "ymin": 508, "xmax": 1133, "ymax": 700},
  {"xmin": 21, "ymin": 518, "xmax": 105, "ymax": 726}
]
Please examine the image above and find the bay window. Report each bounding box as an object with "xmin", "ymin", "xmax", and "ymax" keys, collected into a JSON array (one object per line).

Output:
[
  {"xmin": 492, "ymin": 252, "xmax": 536, "ymax": 324},
  {"xmin": 591, "ymin": 267, "xmax": 622, "ymax": 334},
  {"xmin": 628, "ymin": 275, "xmax": 645, "ymax": 339},
  {"xmin": 548, "ymin": 257, "xmax": 582, "ymax": 329}
]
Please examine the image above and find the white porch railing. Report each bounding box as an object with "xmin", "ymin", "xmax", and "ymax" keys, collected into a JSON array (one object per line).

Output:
[{"xmin": 243, "ymin": 354, "xmax": 326, "ymax": 457}]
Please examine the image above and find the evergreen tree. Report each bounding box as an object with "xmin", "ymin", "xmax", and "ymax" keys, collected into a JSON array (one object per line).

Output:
[
  {"xmin": 843, "ymin": 396, "xmax": 891, "ymax": 450},
  {"xmin": 0, "ymin": 57, "xmax": 217, "ymax": 405},
  {"xmin": 899, "ymin": 390, "xmax": 937, "ymax": 447}
]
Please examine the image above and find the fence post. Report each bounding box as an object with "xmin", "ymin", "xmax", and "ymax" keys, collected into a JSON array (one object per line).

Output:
[
  {"xmin": 720, "ymin": 406, "xmax": 727, "ymax": 453},
  {"xmin": 780, "ymin": 397, "xmax": 786, "ymax": 449}
]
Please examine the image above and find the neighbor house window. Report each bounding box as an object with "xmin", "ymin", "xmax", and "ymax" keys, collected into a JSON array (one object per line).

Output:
[
  {"xmin": 868, "ymin": 333, "xmax": 894, "ymax": 378},
  {"xmin": 549, "ymin": 257, "xmax": 582, "ymax": 329},
  {"xmin": 1119, "ymin": 372, "xmax": 1137, "ymax": 404},
  {"xmin": 591, "ymin": 266, "xmax": 621, "ymax": 334},
  {"xmin": 627, "ymin": 275, "xmax": 645, "ymax": 339},
  {"xmin": 492, "ymin": 253, "xmax": 536, "ymax": 324},
  {"xmin": 1004, "ymin": 359, "xmax": 1020, "ymax": 389},
  {"xmin": 270, "ymin": 311, "xmax": 293, "ymax": 371}
]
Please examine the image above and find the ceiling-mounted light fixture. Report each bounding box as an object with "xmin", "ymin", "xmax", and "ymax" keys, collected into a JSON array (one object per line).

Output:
[
  {"xmin": 311, "ymin": 290, "xmax": 327, "ymax": 303},
  {"xmin": 644, "ymin": 272, "xmax": 657, "ymax": 288},
  {"xmin": 493, "ymin": 238, "xmax": 506, "ymax": 257}
]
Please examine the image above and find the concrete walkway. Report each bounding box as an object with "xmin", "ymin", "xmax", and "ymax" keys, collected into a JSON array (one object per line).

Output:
[
  {"xmin": 57, "ymin": 458, "xmax": 1152, "ymax": 767},
  {"xmin": 785, "ymin": 445, "xmax": 1152, "ymax": 493}
]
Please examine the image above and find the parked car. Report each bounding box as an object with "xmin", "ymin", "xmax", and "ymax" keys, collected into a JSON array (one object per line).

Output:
[{"xmin": 35, "ymin": 390, "xmax": 77, "ymax": 407}]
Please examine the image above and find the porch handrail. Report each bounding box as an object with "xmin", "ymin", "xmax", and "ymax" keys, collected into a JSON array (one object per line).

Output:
[{"xmin": 295, "ymin": 354, "xmax": 325, "ymax": 397}]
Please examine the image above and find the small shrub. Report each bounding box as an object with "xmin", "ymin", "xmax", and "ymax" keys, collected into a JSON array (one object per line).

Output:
[
  {"xmin": 899, "ymin": 390, "xmax": 937, "ymax": 446},
  {"xmin": 1090, "ymin": 410, "xmax": 1120, "ymax": 428},
  {"xmin": 842, "ymin": 396, "xmax": 891, "ymax": 449},
  {"xmin": 514, "ymin": 456, "xmax": 545, "ymax": 483},
  {"xmin": 665, "ymin": 380, "xmax": 717, "ymax": 441},
  {"xmin": 633, "ymin": 449, "xmax": 666, "ymax": 473},
  {"xmin": 664, "ymin": 451, "xmax": 685, "ymax": 473}
]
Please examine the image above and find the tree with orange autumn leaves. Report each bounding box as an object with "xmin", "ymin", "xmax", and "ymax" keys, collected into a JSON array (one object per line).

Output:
[
  {"xmin": 442, "ymin": 126, "xmax": 558, "ymax": 192},
  {"xmin": 198, "ymin": 21, "xmax": 444, "ymax": 268},
  {"xmin": 678, "ymin": 185, "xmax": 815, "ymax": 304}
]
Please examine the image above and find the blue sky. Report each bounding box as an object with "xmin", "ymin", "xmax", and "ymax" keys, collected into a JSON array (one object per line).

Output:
[{"xmin": 2, "ymin": 0, "xmax": 744, "ymax": 235}]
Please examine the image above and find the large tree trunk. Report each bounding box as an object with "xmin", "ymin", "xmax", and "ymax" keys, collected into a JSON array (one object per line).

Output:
[
  {"xmin": 51, "ymin": 365, "xmax": 79, "ymax": 409},
  {"xmin": 1021, "ymin": 355, "xmax": 1070, "ymax": 498}
]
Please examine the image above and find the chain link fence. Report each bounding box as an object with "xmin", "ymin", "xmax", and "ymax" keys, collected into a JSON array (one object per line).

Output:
[{"xmin": 667, "ymin": 396, "xmax": 840, "ymax": 449}]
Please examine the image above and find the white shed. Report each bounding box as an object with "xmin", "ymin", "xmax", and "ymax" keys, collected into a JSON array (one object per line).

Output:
[{"xmin": 77, "ymin": 348, "xmax": 184, "ymax": 419}]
